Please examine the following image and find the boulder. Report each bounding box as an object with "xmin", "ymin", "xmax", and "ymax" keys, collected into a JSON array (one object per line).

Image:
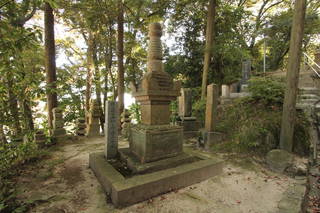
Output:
[{"xmin": 266, "ymin": 149, "xmax": 294, "ymax": 173}]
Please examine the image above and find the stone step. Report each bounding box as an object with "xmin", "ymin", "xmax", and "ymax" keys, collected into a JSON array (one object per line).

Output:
[
  {"xmin": 299, "ymin": 87, "xmax": 320, "ymax": 96},
  {"xmin": 298, "ymin": 94, "xmax": 319, "ymax": 100}
]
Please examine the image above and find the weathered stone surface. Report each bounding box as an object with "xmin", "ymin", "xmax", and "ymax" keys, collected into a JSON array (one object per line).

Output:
[
  {"xmin": 52, "ymin": 128, "xmax": 66, "ymax": 136},
  {"xmin": 104, "ymin": 101, "xmax": 118, "ymax": 159},
  {"xmin": 53, "ymin": 120, "xmax": 64, "ymax": 129},
  {"xmin": 53, "ymin": 113, "xmax": 63, "ymax": 120},
  {"xmin": 205, "ymin": 84, "xmax": 219, "ymax": 132},
  {"xmin": 52, "ymin": 108, "xmax": 62, "ymax": 114},
  {"xmin": 87, "ymin": 99, "xmax": 101, "ymax": 137},
  {"xmin": 178, "ymin": 88, "xmax": 192, "ymax": 117},
  {"xmin": 89, "ymin": 151, "xmax": 224, "ymax": 208},
  {"xmin": 132, "ymin": 23, "xmax": 180, "ymax": 126},
  {"xmin": 77, "ymin": 123, "xmax": 86, "ymax": 129},
  {"xmin": 266, "ymin": 149, "xmax": 294, "ymax": 172},
  {"xmin": 130, "ymin": 125, "xmax": 183, "ymax": 163},
  {"xmin": 177, "ymin": 119, "xmax": 200, "ymax": 132},
  {"xmin": 221, "ymin": 85, "xmax": 230, "ymax": 98}
]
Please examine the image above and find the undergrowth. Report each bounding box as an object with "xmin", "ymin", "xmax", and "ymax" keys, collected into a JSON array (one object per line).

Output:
[
  {"xmin": 0, "ymin": 142, "xmax": 50, "ymax": 213},
  {"xmin": 213, "ymin": 77, "xmax": 310, "ymax": 155}
]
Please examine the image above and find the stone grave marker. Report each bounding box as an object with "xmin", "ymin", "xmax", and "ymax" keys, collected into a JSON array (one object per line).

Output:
[
  {"xmin": 177, "ymin": 88, "xmax": 200, "ymax": 138},
  {"xmin": 104, "ymin": 101, "xmax": 118, "ymax": 159}
]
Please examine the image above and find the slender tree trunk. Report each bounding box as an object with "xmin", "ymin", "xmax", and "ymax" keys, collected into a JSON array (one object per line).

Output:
[
  {"xmin": 92, "ymin": 39, "xmax": 104, "ymax": 131},
  {"xmin": 44, "ymin": 2, "xmax": 58, "ymax": 130},
  {"xmin": 7, "ymin": 75, "xmax": 22, "ymax": 136},
  {"xmin": 0, "ymin": 124, "xmax": 6, "ymax": 144},
  {"xmin": 22, "ymin": 99, "xmax": 34, "ymax": 132},
  {"xmin": 85, "ymin": 32, "xmax": 94, "ymax": 124},
  {"xmin": 201, "ymin": 0, "xmax": 216, "ymax": 100},
  {"xmin": 280, "ymin": 0, "xmax": 307, "ymax": 152},
  {"xmin": 104, "ymin": 31, "xmax": 113, "ymax": 114},
  {"xmin": 117, "ymin": 0, "xmax": 125, "ymax": 124}
]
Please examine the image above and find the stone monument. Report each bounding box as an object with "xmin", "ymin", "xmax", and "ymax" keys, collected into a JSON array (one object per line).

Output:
[
  {"xmin": 177, "ymin": 88, "xmax": 200, "ymax": 138},
  {"xmin": 76, "ymin": 117, "xmax": 86, "ymax": 136},
  {"xmin": 129, "ymin": 23, "xmax": 182, "ymax": 163},
  {"xmin": 121, "ymin": 109, "xmax": 131, "ymax": 138},
  {"xmin": 87, "ymin": 100, "xmax": 101, "ymax": 137},
  {"xmin": 89, "ymin": 23, "xmax": 223, "ymax": 208},
  {"xmin": 52, "ymin": 108, "xmax": 67, "ymax": 143},
  {"xmin": 34, "ymin": 130, "xmax": 46, "ymax": 147},
  {"xmin": 241, "ymin": 59, "xmax": 251, "ymax": 92},
  {"xmin": 105, "ymin": 101, "xmax": 118, "ymax": 159},
  {"xmin": 221, "ymin": 84, "xmax": 232, "ymax": 105}
]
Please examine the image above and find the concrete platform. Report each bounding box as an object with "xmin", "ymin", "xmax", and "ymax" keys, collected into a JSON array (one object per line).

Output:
[{"xmin": 89, "ymin": 149, "xmax": 224, "ymax": 207}]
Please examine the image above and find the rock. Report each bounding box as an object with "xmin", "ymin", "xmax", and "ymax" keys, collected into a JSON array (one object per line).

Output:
[{"xmin": 266, "ymin": 149, "xmax": 294, "ymax": 173}]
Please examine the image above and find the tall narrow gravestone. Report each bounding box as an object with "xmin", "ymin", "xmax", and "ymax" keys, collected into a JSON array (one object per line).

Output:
[
  {"xmin": 104, "ymin": 101, "xmax": 118, "ymax": 159},
  {"xmin": 177, "ymin": 88, "xmax": 200, "ymax": 138}
]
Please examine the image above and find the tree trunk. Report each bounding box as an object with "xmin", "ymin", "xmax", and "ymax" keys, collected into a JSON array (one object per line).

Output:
[
  {"xmin": 85, "ymin": 32, "xmax": 94, "ymax": 124},
  {"xmin": 0, "ymin": 124, "xmax": 6, "ymax": 144},
  {"xmin": 117, "ymin": 0, "xmax": 125, "ymax": 125},
  {"xmin": 280, "ymin": 0, "xmax": 307, "ymax": 152},
  {"xmin": 92, "ymin": 38, "xmax": 104, "ymax": 131},
  {"xmin": 44, "ymin": 2, "xmax": 58, "ymax": 130},
  {"xmin": 104, "ymin": 29, "xmax": 113, "ymax": 114},
  {"xmin": 7, "ymin": 75, "xmax": 22, "ymax": 136},
  {"xmin": 22, "ymin": 99, "xmax": 34, "ymax": 132},
  {"xmin": 201, "ymin": 0, "xmax": 216, "ymax": 100}
]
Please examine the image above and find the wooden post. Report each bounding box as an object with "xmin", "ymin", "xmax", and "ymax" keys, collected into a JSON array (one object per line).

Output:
[{"xmin": 280, "ymin": 0, "xmax": 307, "ymax": 152}]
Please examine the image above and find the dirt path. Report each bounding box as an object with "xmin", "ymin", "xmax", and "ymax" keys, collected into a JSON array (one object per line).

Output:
[{"xmin": 15, "ymin": 136, "xmax": 298, "ymax": 213}]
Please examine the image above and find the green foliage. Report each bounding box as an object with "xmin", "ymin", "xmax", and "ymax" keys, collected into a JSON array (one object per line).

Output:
[
  {"xmin": 215, "ymin": 82, "xmax": 310, "ymax": 155},
  {"xmin": 128, "ymin": 103, "xmax": 141, "ymax": 124},
  {"xmin": 247, "ymin": 77, "xmax": 285, "ymax": 106},
  {"xmin": 192, "ymin": 99, "xmax": 206, "ymax": 127}
]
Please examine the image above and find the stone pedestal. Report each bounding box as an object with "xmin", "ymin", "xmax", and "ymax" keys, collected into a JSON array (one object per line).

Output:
[
  {"xmin": 121, "ymin": 110, "xmax": 131, "ymax": 138},
  {"xmin": 52, "ymin": 108, "xmax": 67, "ymax": 143},
  {"xmin": 34, "ymin": 130, "xmax": 46, "ymax": 147},
  {"xmin": 177, "ymin": 88, "xmax": 200, "ymax": 138},
  {"xmin": 130, "ymin": 125, "xmax": 183, "ymax": 163},
  {"xmin": 76, "ymin": 117, "xmax": 86, "ymax": 136},
  {"xmin": 87, "ymin": 100, "xmax": 101, "ymax": 137},
  {"xmin": 177, "ymin": 117, "xmax": 200, "ymax": 139}
]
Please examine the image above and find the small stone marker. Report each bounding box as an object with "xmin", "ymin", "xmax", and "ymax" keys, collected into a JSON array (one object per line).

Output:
[
  {"xmin": 241, "ymin": 59, "xmax": 251, "ymax": 84},
  {"xmin": 121, "ymin": 110, "xmax": 131, "ymax": 138},
  {"xmin": 104, "ymin": 101, "xmax": 118, "ymax": 159},
  {"xmin": 34, "ymin": 130, "xmax": 46, "ymax": 146},
  {"xmin": 178, "ymin": 88, "xmax": 192, "ymax": 117},
  {"xmin": 76, "ymin": 117, "xmax": 86, "ymax": 136},
  {"xmin": 221, "ymin": 85, "xmax": 230, "ymax": 98},
  {"xmin": 52, "ymin": 108, "xmax": 67, "ymax": 143},
  {"xmin": 205, "ymin": 84, "xmax": 219, "ymax": 132}
]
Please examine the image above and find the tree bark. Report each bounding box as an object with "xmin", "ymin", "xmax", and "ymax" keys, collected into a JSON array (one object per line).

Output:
[
  {"xmin": 7, "ymin": 74, "xmax": 22, "ymax": 136},
  {"xmin": 44, "ymin": 2, "xmax": 58, "ymax": 130},
  {"xmin": 117, "ymin": 0, "xmax": 125, "ymax": 125},
  {"xmin": 0, "ymin": 124, "xmax": 6, "ymax": 144},
  {"xmin": 85, "ymin": 32, "xmax": 94, "ymax": 124},
  {"xmin": 280, "ymin": 0, "xmax": 307, "ymax": 152},
  {"xmin": 201, "ymin": 0, "xmax": 216, "ymax": 100}
]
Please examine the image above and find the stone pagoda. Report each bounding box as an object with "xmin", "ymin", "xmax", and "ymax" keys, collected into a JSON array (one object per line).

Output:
[
  {"xmin": 130, "ymin": 23, "xmax": 182, "ymax": 163},
  {"xmin": 89, "ymin": 23, "xmax": 223, "ymax": 208}
]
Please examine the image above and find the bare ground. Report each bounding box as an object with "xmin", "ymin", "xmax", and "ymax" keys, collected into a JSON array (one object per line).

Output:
[{"xmin": 15, "ymin": 136, "xmax": 298, "ymax": 213}]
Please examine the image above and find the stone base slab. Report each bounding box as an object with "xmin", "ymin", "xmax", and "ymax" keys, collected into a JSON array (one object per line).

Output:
[
  {"xmin": 199, "ymin": 130, "xmax": 225, "ymax": 150},
  {"xmin": 89, "ymin": 150, "xmax": 223, "ymax": 208},
  {"xmin": 184, "ymin": 131, "xmax": 199, "ymax": 139},
  {"xmin": 129, "ymin": 125, "xmax": 183, "ymax": 163},
  {"xmin": 177, "ymin": 119, "xmax": 200, "ymax": 132},
  {"xmin": 118, "ymin": 148, "xmax": 199, "ymax": 174}
]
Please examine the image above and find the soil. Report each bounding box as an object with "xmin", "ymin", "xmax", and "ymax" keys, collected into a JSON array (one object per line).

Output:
[{"xmin": 14, "ymin": 136, "xmax": 299, "ymax": 213}]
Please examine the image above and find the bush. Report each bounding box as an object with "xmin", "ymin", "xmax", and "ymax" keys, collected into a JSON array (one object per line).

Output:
[
  {"xmin": 247, "ymin": 77, "xmax": 285, "ymax": 106},
  {"xmin": 215, "ymin": 77, "xmax": 310, "ymax": 155}
]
